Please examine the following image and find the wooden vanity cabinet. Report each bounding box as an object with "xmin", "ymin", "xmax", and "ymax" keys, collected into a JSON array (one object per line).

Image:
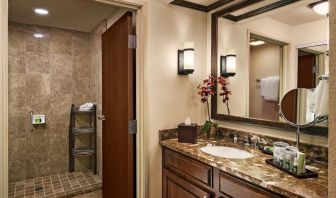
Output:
[{"xmin": 162, "ymin": 147, "xmax": 285, "ymax": 198}]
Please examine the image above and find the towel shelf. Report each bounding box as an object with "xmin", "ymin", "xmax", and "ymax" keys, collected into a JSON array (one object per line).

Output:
[
  {"xmin": 72, "ymin": 147, "xmax": 95, "ymax": 157},
  {"xmin": 72, "ymin": 127, "xmax": 94, "ymax": 134},
  {"xmin": 69, "ymin": 104, "xmax": 97, "ymax": 174}
]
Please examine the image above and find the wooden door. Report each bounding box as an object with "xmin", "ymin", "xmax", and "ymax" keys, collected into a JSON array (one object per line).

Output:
[
  {"xmin": 298, "ymin": 54, "xmax": 316, "ymax": 88},
  {"xmin": 102, "ymin": 12, "xmax": 135, "ymax": 198},
  {"xmin": 163, "ymin": 169, "xmax": 212, "ymax": 198},
  {"xmin": 281, "ymin": 90, "xmax": 297, "ymax": 123}
]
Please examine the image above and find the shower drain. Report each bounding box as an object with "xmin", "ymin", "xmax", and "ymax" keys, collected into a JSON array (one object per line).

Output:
[{"xmin": 35, "ymin": 187, "xmax": 44, "ymax": 191}]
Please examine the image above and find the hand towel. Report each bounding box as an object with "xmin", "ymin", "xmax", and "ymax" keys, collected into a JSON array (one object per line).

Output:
[
  {"xmin": 317, "ymin": 80, "xmax": 328, "ymax": 117},
  {"xmin": 79, "ymin": 103, "xmax": 94, "ymax": 111},
  {"xmin": 260, "ymin": 76, "xmax": 279, "ymax": 102},
  {"xmin": 311, "ymin": 80, "xmax": 325, "ymax": 115}
]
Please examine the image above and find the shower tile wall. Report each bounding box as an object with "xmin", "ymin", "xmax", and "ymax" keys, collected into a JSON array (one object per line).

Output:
[
  {"xmin": 91, "ymin": 21, "xmax": 106, "ymax": 179},
  {"xmin": 8, "ymin": 22, "xmax": 96, "ymax": 182}
]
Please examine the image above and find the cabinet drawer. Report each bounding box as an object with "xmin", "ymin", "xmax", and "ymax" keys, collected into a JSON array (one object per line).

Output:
[
  {"xmin": 163, "ymin": 169, "xmax": 212, "ymax": 198},
  {"xmin": 164, "ymin": 148, "xmax": 212, "ymax": 186},
  {"xmin": 219, "ymin": 172, "xmax": 280, "ymax": 198}
]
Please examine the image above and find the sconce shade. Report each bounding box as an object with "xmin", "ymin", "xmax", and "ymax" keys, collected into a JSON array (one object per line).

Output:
[
  {"xmin": 220, "ymin": 54, "xmax": 236, "ymax": 77},
  {"xmin": 178, "ymin": 42, "xmax": 195, "ymax": 75}
]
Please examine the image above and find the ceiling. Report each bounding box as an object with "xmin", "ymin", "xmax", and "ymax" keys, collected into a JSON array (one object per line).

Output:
[
  {"xmin": 170, "ymin": 0, "xmax": 328, "ymax": 25},
  {"xmin": 9, "ymin": 0, "xmax": 120, "ymax": 32},
  {"xmin": 186, "ymin": 0, "xmax": 218, "ymax": 6},
  {"xmin": 269, "ymin": 3, "xmax": 326, "ymax": 26},
  {"xmin": 303, "ymin": 45, "xmax": 328, "ymax": 53}
]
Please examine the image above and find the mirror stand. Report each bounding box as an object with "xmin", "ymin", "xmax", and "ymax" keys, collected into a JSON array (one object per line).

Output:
[
  {"xmin": 296, "ymin": 126, "xmax": 301, "ymax": 148},
  {"xmin": 280, "ymin": 112, "xmax": 328, "ymax": 148}
]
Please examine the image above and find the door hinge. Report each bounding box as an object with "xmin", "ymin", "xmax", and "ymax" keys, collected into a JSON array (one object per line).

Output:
[
  {"xmin": 128, "ymin": 35, "xmax": 136, "ymax": 49},
  {"xmin": 129, "ymin": 120, "xmax": 137, "ymax": 134}
]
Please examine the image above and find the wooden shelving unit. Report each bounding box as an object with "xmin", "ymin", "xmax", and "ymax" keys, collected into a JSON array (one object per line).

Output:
[{"xmin": 69, "ymin": 104, "xmax": 97, "ymax": 174}]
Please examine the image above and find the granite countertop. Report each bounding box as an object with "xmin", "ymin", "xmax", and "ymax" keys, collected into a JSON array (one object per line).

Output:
[{"xmin": 160, "ymin": 138, "xmax": 328, "ymax": 198}]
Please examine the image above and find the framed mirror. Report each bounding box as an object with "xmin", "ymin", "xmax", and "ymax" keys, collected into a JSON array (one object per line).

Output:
[{"xmin": 211, "ymin": 0, "xmax": 329, "ymax": 135}]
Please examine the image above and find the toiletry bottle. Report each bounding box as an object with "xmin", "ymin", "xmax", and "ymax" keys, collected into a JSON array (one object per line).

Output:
[
  {"xmin": 279, "ymin": 153, "xmax": 284, "ymax": 168},
  {"xmin": 293, "ymin": 158, "xmax": 298, "ymax": 174},
  {"xmin": 285, "ymin": 154, "xmax": 291, "ymax": 170},
  {"xmin": 234, "ymin": 135, "xmax": 238, "ymax": 144},
  {"xmin": 297, "ymin": 151, "xmax": 306, "ymax": 174}
]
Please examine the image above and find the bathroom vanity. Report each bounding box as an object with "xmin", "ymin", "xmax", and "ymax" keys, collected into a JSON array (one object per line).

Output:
[{"xmin": 161, "ymin": 138, "xmax": 328, "ymax": 198}]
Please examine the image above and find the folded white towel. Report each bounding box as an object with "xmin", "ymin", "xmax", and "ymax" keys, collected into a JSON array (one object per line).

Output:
[
  {"xmin": 79, "ymin": 102, "xmax": 94, "ymax": 111},
  {"xmin": 308, "ymin": 80, "xmax": 323, "ymax": 114},
  {"xmin": 260, "ymin": 76, "xmax": 279, "ymax": 102},
  {"xmin": 317, "ymin": 80, "xmax": 328, "ymax": 117},
  {"xmin": 308, "ymin": 89, "xmax": 316, "ymax": 113}
]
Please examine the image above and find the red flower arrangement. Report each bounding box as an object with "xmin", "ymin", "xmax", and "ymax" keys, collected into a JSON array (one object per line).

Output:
[
  {"xmin": 197, "ymin": 75, "xmax": 216, "ymax": 121},
  {"xmin": 217, "ymin": 76, "xmax": 231, "ymax": 115}
]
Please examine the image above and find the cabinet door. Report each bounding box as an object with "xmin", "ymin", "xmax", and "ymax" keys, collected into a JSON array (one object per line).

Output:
[{"xmin": 163, "ymin": 169, "xmax": 212, "ymax": 198}]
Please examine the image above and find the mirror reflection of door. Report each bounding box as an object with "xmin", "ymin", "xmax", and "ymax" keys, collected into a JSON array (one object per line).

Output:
[
  {"xmin": 297, "ymin": 44, "xmax": 329, "ymax": 89},
  {"xmin": 298, "ymin": 50, "xmax": 316, "ymax": 89},
  {"xmin": 281, "ymin": 89, "xmax": 297, "ymax": 123}
]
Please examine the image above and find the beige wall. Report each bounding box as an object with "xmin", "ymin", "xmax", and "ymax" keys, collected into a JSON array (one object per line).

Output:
[
  {"xmin": 249, "ymin": 43, "xmax": 280, "ymax": 121},
  {"xmin": 146, "ymin": 1, "xmax": 207, "ymax": 197},
  {"xmin": 0, "ymin": 0, "xmax": 8, "ymax": 196},
  {"xmin": 329, "ymin": 0, "xmax": 336, "ymax": 197}
]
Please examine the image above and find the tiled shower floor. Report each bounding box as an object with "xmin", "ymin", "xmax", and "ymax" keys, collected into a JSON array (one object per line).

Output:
[{"xmin": 8, "ymin": 171, "xmax": 101, "ymax": 198}]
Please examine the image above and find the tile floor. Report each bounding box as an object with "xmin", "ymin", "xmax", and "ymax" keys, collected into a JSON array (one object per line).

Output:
[
  {"xmin": 73, "ymin": 190, "xmax": 102, "ymax": 198},
  {"xmin": 8, "ymin": 171, "xmax": 101, "ymax": 198}
]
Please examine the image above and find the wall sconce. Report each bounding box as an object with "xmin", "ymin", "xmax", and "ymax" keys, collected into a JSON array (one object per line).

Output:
[
  {"xmin": 220, "ymin": 54, "xmax": 236, "ymax": 77},
  {"xmin": 178, "ymin": 42, "xmax": 195, "ymax": 75}
]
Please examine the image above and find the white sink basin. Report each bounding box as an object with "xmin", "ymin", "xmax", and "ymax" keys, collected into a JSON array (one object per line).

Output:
[{"xmin": 200, "ymin": 146, "xmax": 254, "ymax": 159}]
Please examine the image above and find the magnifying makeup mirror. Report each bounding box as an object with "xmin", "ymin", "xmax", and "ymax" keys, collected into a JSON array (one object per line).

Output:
[{"xmin": 279, "ymin": 88, "xmax": 328, "ymax": 147}]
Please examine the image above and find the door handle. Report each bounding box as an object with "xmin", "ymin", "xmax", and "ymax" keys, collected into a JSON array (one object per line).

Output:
[{"xmin": 98, "ymin": 115, "xmax": 106, "ymax": 121}]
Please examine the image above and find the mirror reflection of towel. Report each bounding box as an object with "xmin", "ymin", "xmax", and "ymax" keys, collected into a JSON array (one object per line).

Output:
[
  {"xmin": 308, "ymin": 76, "xmax": 329, "ymax": 117},
  {"xmin": 260, "ymin": 76, "xmax": 279, "ymax": 102},
  {"xmin": 308, "ymin": 81, "xmax": 323, "ymax": 114},
  {"xmin": 317, "ymin": 80, "xmax": 328, "ymax": 117}
]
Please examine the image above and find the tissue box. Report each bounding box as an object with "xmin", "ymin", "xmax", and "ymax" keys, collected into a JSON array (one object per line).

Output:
[{"xmin": 178, "ymin": 123, "xmax": 197, "ymax": 144}]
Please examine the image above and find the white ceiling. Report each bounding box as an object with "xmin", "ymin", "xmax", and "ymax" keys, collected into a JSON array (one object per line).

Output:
[
  {"xmin": 231, "ymin": 0, "xmax": 280, "ymax": 16},
  {"xmin": 304, "ymin": 45, "xmax": 328, "ymax": 53},
  {"xmin": 230, "ymin": 0, "xmax": 327, "ymax": 26},
  {"xmin": 9, "ymin": 0, "xmax": 120, "ymax": 32},
  {"xmin": 185, "ymin": 0, "xmax": 218, "ymax": 6},
  {"xmin": 269, "ymin": 3, "xmax": 326, "ymax": 26}
]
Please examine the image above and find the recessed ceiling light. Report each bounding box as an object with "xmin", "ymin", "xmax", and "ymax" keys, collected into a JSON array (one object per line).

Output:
[
  {"xmin": 34, "ymin": 8, "xmax": 49, "ymax": 15},
  {"xmin": 311, "ymin": 1, "xmax": 329, "ymax": 15},
  {"xmin": 250, "ymin": 40, "xmax": 265, "ymax": 46},
  {"xmin": 33, "ymin": 33, "xmax": 45, "ymax": 38}
]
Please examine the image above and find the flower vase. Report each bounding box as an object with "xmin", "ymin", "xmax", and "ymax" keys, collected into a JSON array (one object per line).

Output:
[{"xmin": 202, "ymin": 121, "xmax": 218, "ymax": 140}]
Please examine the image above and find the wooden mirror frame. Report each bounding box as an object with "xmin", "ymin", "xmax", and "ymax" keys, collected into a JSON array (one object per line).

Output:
[{"xmin": 210, "ymin": 0, "xmax": 328, "ymax": 136}]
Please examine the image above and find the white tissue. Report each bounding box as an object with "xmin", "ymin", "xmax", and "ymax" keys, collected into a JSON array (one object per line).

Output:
[{"xmin": 184, "ymin": 117, "xmax": 191, "ymax": 125}]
